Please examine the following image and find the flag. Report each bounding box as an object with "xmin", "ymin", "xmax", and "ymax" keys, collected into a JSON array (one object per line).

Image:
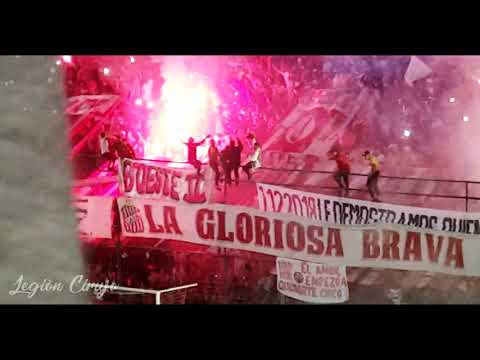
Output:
[{"xmin": 404, "ymin": 56, "xmax": 432, "ymax": 86}]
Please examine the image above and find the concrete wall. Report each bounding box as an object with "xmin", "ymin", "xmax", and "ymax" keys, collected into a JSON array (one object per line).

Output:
[{"xmin": 0, "ymin": 56, "xmax": 87, "ymax": 303}]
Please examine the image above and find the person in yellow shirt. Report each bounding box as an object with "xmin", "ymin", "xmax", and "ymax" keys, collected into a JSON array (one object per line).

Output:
[{"xmin": 362, "ymin": 150, "xmax": 381, "ymax": 202}]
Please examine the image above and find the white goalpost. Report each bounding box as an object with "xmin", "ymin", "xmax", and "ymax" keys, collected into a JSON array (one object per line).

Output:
[{"xmin": 107, "ymin": 283, "xmax": 198, "ymax": 305}]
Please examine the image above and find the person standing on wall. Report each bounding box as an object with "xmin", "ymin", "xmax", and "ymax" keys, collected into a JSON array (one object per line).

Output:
[
  {"xmin": 208, "ymin": 138, "xmax": 222, "ymax": 190},
  {"xmin": 115, "ymin": 134, "xmax": 136, "ymax": 160},
  {"xmin": 228, "ymin": 136, "xmax": 243, "ymax": 186},
  {"xmin": 363, "ymin": 150, "xmax": 381, "ymax": 202},
  {"xmin": 99, "ymin": 132, "xmax": 116, "ymax": 171},
  {"xmin": 184, "ymin": 135, "xmax": 210, "ymax": 176},
  {"xmin": 220, "ymin": 144, "xmax": 232, "ymax": 186},
  {"xmin": 242, "ymin": 132, "xmax": 262, "ymax": 180},
  {"xmin": 328, "ymin": 149, "xmax": 351, "ymax": 197}
]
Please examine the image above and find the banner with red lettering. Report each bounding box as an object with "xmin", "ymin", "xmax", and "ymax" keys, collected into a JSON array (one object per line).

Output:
[
  {"xmin": 74, "ymin": 196, "xmax": 114, "ymax": 238},
  {"xmin": 119, "ymin": 158, "xmax": 213, "ymax": 204},
  {"xmin": 66, "ymin": 95, "xmax": 120, "ymax": 116},
  {"xmin": 276, "ymin": 257, "xmax": 349, "ymax": 303},
  {"xmin": 116, "ymin": 197, "xmax": 480, "ymax": 276},
  {"xmin": 256, "ymin": 183, "xmax": 480, "ymax": 236}
]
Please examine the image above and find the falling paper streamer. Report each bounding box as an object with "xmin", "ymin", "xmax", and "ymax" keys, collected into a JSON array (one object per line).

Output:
[{"xmin": 404, "ymin": 56, "xmax": 433, "ymax": 86}]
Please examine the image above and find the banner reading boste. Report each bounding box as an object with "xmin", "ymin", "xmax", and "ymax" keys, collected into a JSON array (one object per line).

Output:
[{"xmin": 119, "ymin": 158, "xmax": 213, "ymax": 204}]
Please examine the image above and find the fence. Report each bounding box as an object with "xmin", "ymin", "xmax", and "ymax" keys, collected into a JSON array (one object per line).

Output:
[
  {"xmin": 259, "ymin": 166, "xmax": 480, "ymax": 213},
  {"xmin": 73, "ymin": 155, "xmax": 480, "ymax": 213}
]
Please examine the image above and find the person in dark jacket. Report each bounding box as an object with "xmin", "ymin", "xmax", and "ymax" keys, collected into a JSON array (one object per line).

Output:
[
  {"xmin": 228, "ymin": 137, "xmax": 243, "ymax": 186},
  {"xmin": 208, "ymin": 139, "xmax": 221, "ymax": 190},
  {"xmin": 328, "ymin": 149, "xmax": 351, "ymax": 197},
  {"xmin": 220, "ymin": 145, "xmax": 232, "ymax": 186},
  {"xmin": 184, "ymin": 135, "xmax": 210, "ymax": 175}
]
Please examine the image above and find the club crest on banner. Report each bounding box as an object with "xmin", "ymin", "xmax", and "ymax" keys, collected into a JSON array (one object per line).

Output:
[{"xmin": 120, "ymin": 200, "xmax": 145, "ymax": 233}]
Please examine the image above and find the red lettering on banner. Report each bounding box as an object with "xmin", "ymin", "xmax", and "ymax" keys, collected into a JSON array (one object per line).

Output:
[
  {"xmin": 301, "ymin": 262, "xmax": 310, "ymax": 274},
  {"xmin": 123, "ymin": 160, "xmax": 134, "ymax": 192},
  {"xmin": 305, "ymin": 275, "xmax": 311, "ymax": 285},
  {"xmin": 237, "ymin": 213, "xmax": 253, "ymax": 244},
  {"xmin": 363, "ymin": 230, "xmax": 380, "ymax": 259},
  {"xmin": 326, "ymin": 228, "xmax": 344, "ymax": 257},
  {"xmin": 445, "ymin": 238, "xmax": 464, "ymax": 269},
  {"xmin": 302, "ymin": 196, "xmax": 309, "ymax": 217},
  {"xmin": 183, "ymin": 175, "xmax": 206, "ymax": 203},
  {"xmin": 254, "ymin": 216, "xmax": 271, "ymax": 246},
  {"xmin": 292, "ymin": 195, "xmax": 303, "ymax": 217},
  {"xmin": 145, "ymin": 166, "xmax": 156, "ymax": 194},
  {"xmin": 426, "ymin": 234, "xmax": 444, "ymax": 263},
  {"xmin": 274, "ymin": 191, "xmax": 283, "ymax": 212},
  {"xmin": 163, "ymin": 206, "xmax": 182, "ymax": 235},
  {"xmin": 360, "ymin": 229, "xmax": 464, "ymax": 270},
  {"xmin": 144, "ymin": 204, "xmax": 164, "ymax": 233},
  {"xmin": 170, "ymin": 172, "xmax": 181, "ymax": 201},
  {"xmin": 382, "ymin": 230, "xmax": 400, "ymax": 260},
  {"xmin": 258, "ymin": 186, "xmax": 267, "ymax": 211},
  {"xmin": 162, "ymin": 170, "xmax": 171, "ymax": 197},
  {"xmin": 404, "ymin": 231, "xmax": 422, "ymax": 261},
  {"xmin": 308, "ymin": 197, "xmax": 317, "ymax": 220},
  {"xmin": 135, "ymin": 163, "xmax": 146, "ymax": 194},
  {"xmin": 283, "ymin": 193, "xmax": 293, "ymax": 213},
  {"xmin": 286, "ymin": 222, "xmax": 305, "ymax": 252},
  {"xmin": 324, "ymin": 200, "xmax": 331, "ymax": 222},
  {"xmin": 122, "ymin": 193, "xmax": 474, "ymax": 275},
  {"xmin": 217, "ymin": 211, "xmax": 234, "ymax": 242},
  {"xmin": 154, "ymin": 168, "xmax": 163, "ymax": 194},
  {"xmin": 274, "ymin": 220, "xmax": 284, "ymax": 249},
  {"xmin": 307, "ymin": 226, "xmax": 324, "ymax": 255},
  {"xmin": 196, "ymin": 208, "xmax": 214, "ymax": 239},
  {"xmin": 266, "ymin": 189, "xmax": 274, "ymax": 211}
]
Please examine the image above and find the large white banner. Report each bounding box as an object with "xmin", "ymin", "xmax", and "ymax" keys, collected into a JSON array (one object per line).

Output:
[
  {"xmin": 73, "ymin": 196, "xmax": 114, "ymax": 238},
  {"xmin": 117, "ymin": 197, "xmax": 480, "ymax": 276},
  {"xmin": 256, "ymin": 183, "xmax": 480, "ymax": 236},
  {"xmin": 276, "ymin": 257, "xmax": 349, "ymax": 304},
  {"xmin": 118, "ymin": 158, "xmax": 213, "ymax": 204}
]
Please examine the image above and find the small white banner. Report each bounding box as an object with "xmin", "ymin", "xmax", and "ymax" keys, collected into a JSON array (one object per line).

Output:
[
  {"xmin": 276, "ymin": 257, "xmax": 349, "ymax": 303},
  {"xmin": 74, "ymin": 196, "xmax": 114, "ymax": 238}
]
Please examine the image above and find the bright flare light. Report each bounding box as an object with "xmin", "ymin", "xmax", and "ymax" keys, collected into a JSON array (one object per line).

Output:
[
  {"xmin": 135, "ymin": 98, "xmax": 143, "ymax": 106},
  {"xmin": 463, "ymin": 115, "xmax": 470, "ymax": 122},
  {"xmin": 449, "ymin": 97, "xmax": 455, "ymax": 103},
  {"xmin": 130, "ymin": 56, "xmax": 135, "ymax": 64},
  {"xmin": 145, "ymin": 65, "xmax": 220, "ymax": 162},
  {"xmin": 403, "ymin": 129, "xmax": 411, "ymax": 137},
  {"xmin": 103, "ymin": 67, "xmax": 111, "ymax": 76},
  {"xmin": 62, "ymin": 55, "xmax": 72, "ymax": 63}
]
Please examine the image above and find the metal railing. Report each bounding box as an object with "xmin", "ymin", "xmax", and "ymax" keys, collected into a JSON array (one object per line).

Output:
[
  {"xmin": 73, "ymin": 155, "xmax": 480, "ymax": 212},
  {"xmin": 260, "ymin": 166, "xmax": 480, "ymax": 213}
]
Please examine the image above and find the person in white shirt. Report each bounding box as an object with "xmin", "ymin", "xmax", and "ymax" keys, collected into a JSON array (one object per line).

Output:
[
  {"xmin": 99, "ymin": 132, "xmax": 115, "ymax": 171},
  {"xmin": 242, "ymin": 141, "xmax": 262, "ymax": 180},
  {"xmin": 99, "ymin": 132, "xmax": 109, "ymax": 155}
]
